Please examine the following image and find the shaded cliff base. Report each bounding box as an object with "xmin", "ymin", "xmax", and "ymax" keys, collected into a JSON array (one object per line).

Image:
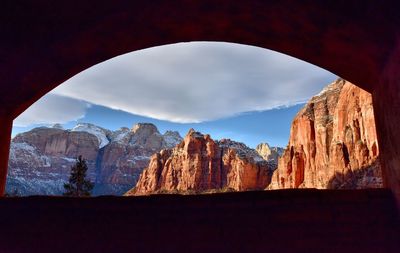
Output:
[
  {"xmin": 0, "ymin": 189, "xmax": 398, "ymax": 253},
  {"xmin": 128, "ymin": 186, "xmax": 245, "ymax": 195},
  {"xmin": 127, "ymin": 160, "xmax": 382, "ymax": 196},
  {"xmin": 327, "ymin": 160, "xmax": 382, "ymax": 189}
]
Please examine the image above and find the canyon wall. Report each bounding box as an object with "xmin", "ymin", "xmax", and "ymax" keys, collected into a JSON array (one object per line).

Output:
[
  {"xmin": 269, "ymin": 79, "xmax": 382, "ymax": 189},
  {"xmin": 8, "ymin": 79, "xmax": 382, "ymax": 196},
  {"xmin": 126, "ymin": 129, "xmax": 276, "ymax": 195},
  {"xmin": 7, "ymin": 123, "xmax": 182, "ymax": 195}
]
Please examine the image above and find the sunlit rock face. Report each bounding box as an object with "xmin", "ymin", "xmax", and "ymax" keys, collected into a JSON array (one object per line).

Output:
[
  {"xmin": 126, "ymin": 129, "xmax": 276, "ymax": 196},
  {"xmin": 6, "ymin": 123, "xmax": 182, "ymax": 196},
  {"xmin": 255, "ymin": 143, "xmax": 283, "ymax": 165},
  {"xmin": 269, "ymin": 79, "xmax": 382, "ymax": 190},
  {"xmin": 95, "ymin": 124, "xmax": 181, "ymax": 194}
]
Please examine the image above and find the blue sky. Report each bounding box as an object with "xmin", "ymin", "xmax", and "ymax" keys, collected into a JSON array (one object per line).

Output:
[
  {"xmin": 12, "ymin": 42, "xmax": 336, "ymax": 148},
  {"xmin": 12, "ymin": 103, "xmax": 304, "ymax": 148}
]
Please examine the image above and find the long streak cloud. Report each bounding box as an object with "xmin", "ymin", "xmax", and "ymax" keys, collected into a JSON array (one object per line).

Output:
[{"xmin": 20, "ymin": 42, "xmax": 337, "ymax": 125}]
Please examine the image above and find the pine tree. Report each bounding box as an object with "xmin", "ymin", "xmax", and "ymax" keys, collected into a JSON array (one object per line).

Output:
[{"xmin": 63, "ymin": 155, "xmax": 94, "ymax": 197}]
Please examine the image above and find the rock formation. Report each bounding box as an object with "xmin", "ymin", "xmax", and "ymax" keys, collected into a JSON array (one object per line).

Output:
[
  {"xmin": 255, "ymin": 143, "xmax": 283, "ymax": 165},
  {"xmin": 95, "ymin": 123, "xmax": 181, "ymax": 194},
  {"xmin": 7, "ymin": 123, "xmax": 182, "ymax": 195},
  {"xmin": 126, "ymin": 129, "xmax": 276, "ymax": 196},
  {"xmin": 8, "ymin": 79, "xmax": 381, "ymax": 196},
  {"xmin": 269, "ymin": 79, "xmax": 382, "ymax": 189}
]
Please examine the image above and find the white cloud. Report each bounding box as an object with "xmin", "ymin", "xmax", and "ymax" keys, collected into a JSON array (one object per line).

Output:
[
  {"xmin": 13, "ymin": 94, "xmax": 89, "ymax": 127},
  {"xmin": 30, "ymin": 42, "xmax": 336, "ymax": 125}
]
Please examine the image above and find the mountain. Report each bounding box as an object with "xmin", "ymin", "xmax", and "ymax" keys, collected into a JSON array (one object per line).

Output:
[
  {"xmin": 126, "ymin": 79, "xmax": 382, "ymax": 196},
  {"xmin": 94, "ymin": 123, "xmax": 182, "ymax": 194},
  {"xmin": 125, "ymin": 129, "xmax": 276, "ymax": 196},
  {"xmin": 6, "ymin": 123, "xmax": 182, "ymax": 195},
  {"xmin": 269, "ymin": 79, "xmax": 382, "ymax": 189},
  {"xmin": 255, "ymin": 143, "xmax": 283, "ymax": 165},
  {"xmin": 8, "ymin": 79, "xmax": 381, "ymax": 196}
]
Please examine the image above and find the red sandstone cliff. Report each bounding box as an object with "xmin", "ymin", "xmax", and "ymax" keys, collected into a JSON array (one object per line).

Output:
[
  {"xmin": 269, "ymin": 79, "xmax": 382, "ymax": 189},
  {"xmin": 126, "ymin": 129, "xmax": 275, "ymax": 195}
]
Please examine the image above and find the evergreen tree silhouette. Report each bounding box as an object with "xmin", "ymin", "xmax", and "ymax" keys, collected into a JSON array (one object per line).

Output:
[{"xmin": 63, "ymin": 155, "xmax": 94, "ymax": 197}]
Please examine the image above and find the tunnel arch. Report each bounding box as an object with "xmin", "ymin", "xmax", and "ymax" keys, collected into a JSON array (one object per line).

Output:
[
  {"xmin": 1, "ymin": 1, "xmax": 400, "ymax": 204},
  {"xmin": 11, "ymin": 40, "xmax": 343, "ymax": 196},
  {"xmin": 5, "ymin": 1, "xmax": 397, "ymax": 120}
]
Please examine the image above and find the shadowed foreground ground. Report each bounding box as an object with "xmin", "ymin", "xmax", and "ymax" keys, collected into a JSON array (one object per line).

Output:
[{"xmin": 0, "ymin": 189, "xmax": 398, "ymax": 253}]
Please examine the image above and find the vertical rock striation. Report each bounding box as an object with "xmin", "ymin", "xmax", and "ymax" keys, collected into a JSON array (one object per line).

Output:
[
  {"xmin": 126, "ymin": 129, "xmax": 275, "ymax": 196},
  {"xmin": 94, "ymin": 123, "xmax": 181, "ymax": 194},
  {"xmin": 269, "ymin": 79, "xmax": 382, "ymax": 189}
]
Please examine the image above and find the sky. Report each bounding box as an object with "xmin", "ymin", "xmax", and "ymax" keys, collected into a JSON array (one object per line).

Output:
[{"xmin": 12, "ymin": 42, "xmax": 337, "ymax": 148}]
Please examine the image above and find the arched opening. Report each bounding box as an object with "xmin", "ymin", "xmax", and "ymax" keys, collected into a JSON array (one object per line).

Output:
[
  {"xmin": 1, "ymin": 2, "xmax": 400, "ymax": 252},
  {"xmin": 7, "ymin": 42, "xmax": 382, "ymax": 196}
]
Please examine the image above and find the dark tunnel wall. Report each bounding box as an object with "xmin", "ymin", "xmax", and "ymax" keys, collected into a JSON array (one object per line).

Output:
[{"xmin": 1, "ymin": 0, "xmax": 400, "ymax": 205}]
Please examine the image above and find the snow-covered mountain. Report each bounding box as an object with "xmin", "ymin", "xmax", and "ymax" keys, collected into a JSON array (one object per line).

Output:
[
  {"xmin": 71, "ymin": 123, "xmax": 112, "ymax": 148},
  {"xmin": 6, "ymin": 123, "xmax": 183, "ymax": 196}
]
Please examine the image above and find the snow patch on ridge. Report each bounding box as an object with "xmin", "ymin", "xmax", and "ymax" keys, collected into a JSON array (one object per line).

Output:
[
  {"xmin": 10, "ymin": 142, "xmax": 36, "ymax": 157},
  {"xmin": 133, "ymin": 155, "xmax": 150, "ymax": 160},
  {"xmin": 316, "ymin": 78, "xmax": 344, "ymax": 97},
  {"xmin": 9, "ymin": 142, "xmax": 52, "ymax": 167},
  {"xmin": 72, "ymin": 123, "xmax": 110, "ymax": 148},
  {"xmin": 111, "ymin": 128, "xmax": 130, "ymax": 143},
  {"xmin": 61, "ymin": 157, "xmax": 77, "ymax": 163},
  {"xmin": 6, "ymin": 176, "xmax": 66, "ymax": 196},
  {"xmin": 163, "ymin": 131, "xmax": 182, "ymax": 148},
  {"xmin": 218, "ymin": 139, "xmax": 265, "ymax": 163}
]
